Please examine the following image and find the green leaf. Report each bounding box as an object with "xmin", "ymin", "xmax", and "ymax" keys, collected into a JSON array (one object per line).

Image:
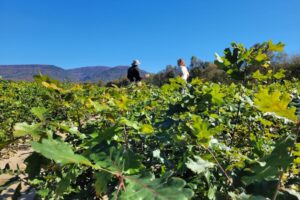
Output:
[
  {"xmin": 255, "ymin": 53, "xmax": 268, "ymax": 62},
  {"xmin": 122, "ymin": 149, "xmax": 144, "ymax": 173},
  {"xmin": 91, "ymin": 147, "xmax": 143, "ymax": 174},
  {"xmin": 89, "ymin": 100, "xmax": 111, "ymax": 112},
  {"xmin": 273, "ymin": 69, "xmax": 286, "ymax": 80},
  {"xmin": 91, "ymin": 150, "xmax": 122, "ymax": 173},
  {"xmin": 30, "ymin": 107, "xmax": 48, "ymax": 121},
  {"xmin": 42, "ymin": 81, "xmax": 64, "ymax": 92},
  {"xmin": 186, "ymin": 156, "xmax": 214, "ymax": 174},
  {"xmin": 140, "ymin": 124, "xmax": 154, "ymax": 134},
  {"xmin": 96, "ymin": 147, "xmax": 143, "ymax": 174},
  {"xmin": 119, "ymin": 117, "xmax": 140, "ymax": 130},
  {"xmin": 252, "ymin": 70, "xmax": 268, "ymax": 81},
  {"xmin": 207, "ymin": 186, "xmax": 217, "ymax": 200},
  {"xmin": 242, "ymin": 136, "xmax": 294, "ymax": 185},
  {"xmin": 223, "ymin": 58, "xmax": 231, "ymax": 66},
  {"xmin": 52, "ymin": 122, "xmax": 86, "ymax": 139},
  {"xmin": 268, "ymin": 40, "xmax": 285, "ymax": 52},
  {"xmin": 229, "ymin": 192, "xmax": 267, "ymax": 200},
  {"xmin": 13, "ymin": 122, "xmax": 43, "ymax": 140},
  {"xmin": 55, "ymin": 168, "xmax": 82, "ymax": 195},
  {"xmin": 187, "ymin": 115, "xmax": 216, "ymax": 146},
  {"xmin": 86, "ymin": 126, "xmax": 118, "ymax": 148},
  {"xmin": 210, "ymin": 84, "xmax": 225, "ymax": 105},
  {"xmin": 116, "ymin": 172, "xmax": 194, "ymax": 200},
  {"xmin": 254, "ymin": 88, "xmax": 297, "ymax": 122},
  {"xmin": 94, "ymin": 171, "xmax": 112, "ymax": 196},
  {"xmin": 256, "ymin": 117, "xmax": 273, "ymax": 126},
  {"xmin": 31, "ymin": 139, "xmax": 92, "ymax": 166},
  {"xmin": 37, "ymin": 188, "xmax": 50, "ymax": 198}
]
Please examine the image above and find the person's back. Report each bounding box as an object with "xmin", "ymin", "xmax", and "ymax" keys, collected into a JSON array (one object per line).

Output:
[
  {"xmin": 127, "ymin": 60, "xmax": 142, "ymax": 82},
  {"xmin": 127, "ymin": 66, "xmax": 135, "ymax": 82}
]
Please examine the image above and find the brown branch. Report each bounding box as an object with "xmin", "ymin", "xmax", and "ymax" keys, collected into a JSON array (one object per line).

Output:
[{"xmin": 114, "ymin": 172, "xmax": 126, "ymax": 200}]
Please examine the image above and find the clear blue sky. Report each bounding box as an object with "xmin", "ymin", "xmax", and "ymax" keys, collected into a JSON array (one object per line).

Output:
[{"xmin": 0, "ymin": 0, "xmax": 300, "ymax": 72}]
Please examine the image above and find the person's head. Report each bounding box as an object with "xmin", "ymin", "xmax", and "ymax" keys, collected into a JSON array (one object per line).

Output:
[
  {"xmin": 132, "ymin": 59, "xmax": 141, "ymax": 67},
  {"xmin": 177, "ymin": 58, "xmax": 185, "ymax": 67}
]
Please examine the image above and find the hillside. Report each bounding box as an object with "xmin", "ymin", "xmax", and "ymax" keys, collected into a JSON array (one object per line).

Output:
[
  {"xmin": 0, "ymin": 65, "xmax": 68, "ymax": 81},
  {"xmin": 0, "ymin": 65, "xmax": 147, "ymax": 82},
  {"xmin": 66, "ymin": 66, "xmax": 111, "ymax": 82}
]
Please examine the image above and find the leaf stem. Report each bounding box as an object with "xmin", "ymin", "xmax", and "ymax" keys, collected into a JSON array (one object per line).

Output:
[
  {"xmin": 272, "ymin": 170, "xmax": 283, "ymax": 200},
  {"xmin": 76, "ymin": 110, "xmax": 82, "ymax": 131},
  {"xmin": 203, "ymin": 146, "xmax": 233, "ymax": 187},
  {"xmin": 123, "ymin": 125, "xmax": 129, "ymax": 150}
]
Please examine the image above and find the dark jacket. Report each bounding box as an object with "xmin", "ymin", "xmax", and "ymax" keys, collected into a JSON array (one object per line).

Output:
[{"xmin": 127, "ymin": 65, "xmax": 142, "ymax": 82}]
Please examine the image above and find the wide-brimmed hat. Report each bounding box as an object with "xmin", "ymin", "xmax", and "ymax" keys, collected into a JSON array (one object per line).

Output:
[{"xmin": 132, "ymin": 59, "xmax": 141, "ymax": 66}]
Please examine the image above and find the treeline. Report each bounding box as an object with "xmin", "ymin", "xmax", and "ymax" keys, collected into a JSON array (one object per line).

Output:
[{"xmin": 104, "ymin": 52, "xmax": 300, "ymax": 87}]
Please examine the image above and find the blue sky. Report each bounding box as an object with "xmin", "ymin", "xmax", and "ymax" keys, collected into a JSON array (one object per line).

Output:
[{"xmin": 0, "ymin": 0, "xmax": 300, "ymax": 72}]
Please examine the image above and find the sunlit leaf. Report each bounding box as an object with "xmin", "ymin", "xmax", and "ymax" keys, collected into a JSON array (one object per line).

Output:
[
  {"xmin": 254, "ymin": 87, "xmax": 297, "ymax": 122},
  {"xmin": 115, "ymin": 172, "xmax": 194, "ymax": 200},
  {"xmin": 31, "ymin": 139, "xmax": 92, "ymax": 166},
  {"xmin": 140, "ymin": 124, "xmax": 154, "ymax": 134},
  {"xmin": 42, "ymin": 81, "xmax": 64, "ymax": 92},
  {"xmin": 186, "ymin": 156, "xmax": 214, "ymax": 174},
  {"xmin": 252, "ymin": 70, "xmax": 268, "ymax": 81},
  {"xmin": 273, "ymin": 69, "xmax": 286, "ymax": 80},
  {"xmin": 13, "ymin": 122, "xmax": 43, "ymax": 140},
  {"xmin": 119, "ymin": 117, "xmax": 140, "ymax": 130},
  {"xmin": 255, "ymin": 53, "xmax": 268, "ymax": 62},
  {"xmin": 31, "ymin": 107, "xmax": 48, "ymax": 121},
  {"xmin": 268, "ymin": 40, "xmax": 285, "ymax": 52},
  {"xmin": 210, "ymin": 84, "xmax": 225, "ymax": 105},
  {"xmin": 187, "ymin": 115, "xmax": 217, "ymax": 146}
]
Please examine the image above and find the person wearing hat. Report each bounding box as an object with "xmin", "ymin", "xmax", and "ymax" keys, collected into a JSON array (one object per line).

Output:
[{"xmin": 127, "ymin": 59, "xmax": 142, "ymax": 83}]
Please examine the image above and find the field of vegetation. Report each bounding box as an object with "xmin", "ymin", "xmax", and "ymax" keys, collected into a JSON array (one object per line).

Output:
[{"xmin": 0, "ymin": 41, "xmax": 300, "ymax": 199}]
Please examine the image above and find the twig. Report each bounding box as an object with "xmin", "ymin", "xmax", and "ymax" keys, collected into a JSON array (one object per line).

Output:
[
  {"xmin": 114, "ymin": 172, "xmax": 126, "ymax": 200},
  {"xmin": 76, "ymin": 110, "xmax": 82, "ymax": 131},
  {"xmin": 123, "ymin": 125, "xmax": 129, "ymax": 150},
  {"xmin": 272, "ymin": 171, "xmax": 283, "ymax": 200},
  {"xmin": 204, "ymin": 146, "xmax": 233, "ymax": 187}
]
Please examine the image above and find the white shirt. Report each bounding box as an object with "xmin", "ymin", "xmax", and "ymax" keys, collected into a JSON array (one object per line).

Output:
[{"xmin": 180, "ymin": 65, "xmax": 189, "ymax": 81}]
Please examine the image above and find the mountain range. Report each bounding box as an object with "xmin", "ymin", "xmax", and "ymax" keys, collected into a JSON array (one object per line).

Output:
[{"xmin": 0, "ymin": 65, "xmax": 147, "ymax": 82}]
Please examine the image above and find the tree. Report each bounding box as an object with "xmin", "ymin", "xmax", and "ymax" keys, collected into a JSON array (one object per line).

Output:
[
  {"xmin": 189, "ymin": 56, "xmax": 210, "ymax": 79},
  {"xmin": 214, "ymin": 41, "xmax": 285, "ymax": 82},
  {"xmin": 190, "ymin": 56, "xmax": 209, "ymax": 69},
  {"xmin": 285, "ymin": 55, "xmax": 300, "ymax": 79}
]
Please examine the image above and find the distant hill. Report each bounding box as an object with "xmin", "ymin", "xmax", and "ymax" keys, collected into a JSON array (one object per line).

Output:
[
  {"xmin": 67, "ymin": 66, "xmax": 111, "ymax": 82},
  {"xmin": 0, "ymin": 65, "xmax": 68, "ymax": 81},
  {"xmin": 0, "ymin": 65, "xmax": 147, "ymax": 82}
]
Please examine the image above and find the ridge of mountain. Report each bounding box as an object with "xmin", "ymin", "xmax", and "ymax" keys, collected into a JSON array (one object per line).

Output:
[{"xmin": 0, "ymin": 65, "xmax": 146, "ymax": 82}]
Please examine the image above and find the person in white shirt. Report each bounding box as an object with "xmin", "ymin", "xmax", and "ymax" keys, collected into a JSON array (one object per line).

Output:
[{"xmin": 177, "ymin": 58, "xmax": 189, "ymax": 81}]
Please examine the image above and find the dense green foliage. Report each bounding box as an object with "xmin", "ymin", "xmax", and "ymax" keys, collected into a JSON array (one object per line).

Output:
[{"xmin": 1, "ymin": 41, "xmax": 300, "ymax": 199}]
